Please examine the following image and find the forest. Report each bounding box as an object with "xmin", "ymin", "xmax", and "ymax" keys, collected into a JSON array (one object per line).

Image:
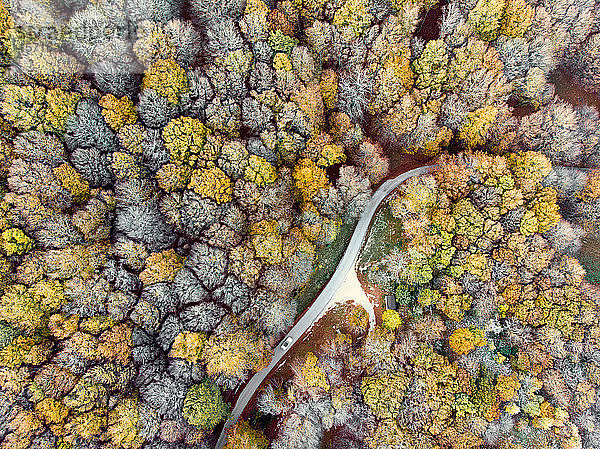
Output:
[{"xmin": 0, "ymin": 0, "xmax": 599, "ymax": 446}]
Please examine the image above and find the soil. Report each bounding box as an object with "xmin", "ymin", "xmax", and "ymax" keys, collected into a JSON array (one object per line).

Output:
[
  {"xmin": 381, "ymin": 152, "xmax": 433, "ymax": 189},
  {"xmin": 415, "ymin": 0, "xmax": 445, "ymax": 42},
  {"xmin": 356, "ymin": 270, "xmax": 385, "ymax": 326},
  {"xmin": 551, "ymin": 69, "xmax": 600, "ymax": 112}
]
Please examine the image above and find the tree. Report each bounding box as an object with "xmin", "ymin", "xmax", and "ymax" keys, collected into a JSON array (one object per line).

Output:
[
  {"xmin": 332, "ymin": 0, "xmax": 373, "ymax": 40},
  {"xmin": 295, "ymin": 352, "xmax": 329, "ymax": 393},
  {"xmin": 499, "ymin": 0, "xmax": 533, "ymax": 38},
  {"xmin": 350, "ymin": 140, "xmax": 389, "ymax": 185},
  {"xmin": 142, "ymin": 58, "xmax": 189, "ymax": 104},
  {"xmin": 458, "ymin": 105, "xmax": 498, "ymax": 150},
  {"xmin": 139, "ymin": 249, "xmax": 184, "ymax": 285},
  {"xmin": 185, "ymin": 242, "xmax": 228, "ymax": 290},
  {"xmin": 155, "ymin": 163, "xmax": 193, "ymax": 191},
  {"xmin": 181, "ymin": 302, "xmax": 227, "ymax": 332},
  {"xmin": 244, "ymin": 155, "xmax": 277, "ymax": 186},
  {"xmin": 224, "ymin": 420, "xmax": 269, "ymax": 449},
  {"xmin": 337, "ymin": 165, "xmax": 371, "ymax": 221},
  {"xmin": 99, "ymin": 94, "xmax": 137, "ymax": 131},
  {"xmin": 1, "ymin": 228, "xmax": 33, "ymax": 256},
  {"xmin": 169, "ymin": 331, "xmax": 206, "ymax": 364},
  {"xmin": 64, "ymin": 99, "xmax": 118, "ymax": 155},
  {"xmin": 52, "ymin": 162, "xmax": 91, "ymax": 204},
  {"xmin": 189, "ymin": 167, "xmax": 233, "ymax": 203},
  {"xmin": 114, "ymin": 200, "xmax": 176, "ymax": 251},
  {"xmin": 338, "ymin": 69, "xmax": 373, "ymax": 123},
  {"xmin": 448, "ymin": 327, "xmax": 487, "ymax": 355},
  {"xmin": 250, "ymin": 219, "xmax": 283, "ymax": 265},
  {"xmin": 182, "ymin": 379, "xmax": 230, "ymax": 430},
  {"xmin": 141, "ymin": 374, "xmax": 187, "ymax": 420},
  {"xmin": 0, "ymin": 282, "xmax": 65, "ymax": 335},
  {"xmin": 0, "ymin": 0, "xmax": 13, "ymax": 66},
  {"xmin": 468, "ymin": 0, "xmax": 506, "ymax": 41},
  {"xmin": 107, "ymin": 397, "xmax": 144, "ymax": 449},
  {"xmin": 70, "ymin": 147, "xmax": 114, "ymax": 188},
  {"xmin": 162, "ymin": 116, "xmax": 213, "ymax": 167},
  {"xmin": 205, "ymin": 96, "xmax": 242, "ymax": 136},
  {"xmin": 217, "ymin": 139, "xmax": 249, "ymax": 179},
  {"xmin": 165, "ymin": 19, "xmax": 202, "ymax": 67},
  {"xmin": 293, "ymin": 158, "xmax": 329, "ymax": 203},
  {"xmin": 97, "ymin": 323, "xmax": 133, "ymax": 364},
  {"xmin": 43, "ymin": 88, "xmax": 83, "ymax": 134},
  {"xmin": 412, "ymin": 40, "xmax": 449, "ymax": 90},
  {"xmin": 201, "ymin": 327, "xmax": 270, "ymax": 382},
  {"xmin": 570, "ymin": 34, "xmax": 600, "ymax": 93},
  {"xmin": 7, "ymin": 158, "xmax": 71, "ymax": 210},
  {"xmin": 382, "ymin": 310, "xmax": 402, "ymax": 331},
  {"xmin": 360, "ymin": 371, "xmax": 409, "ymax": 419},
  {"xmin": 1, "ymin": 85, "xmax": 80, "ymax": 134},
  {"xmin": 303, "ymin": 134, "xmax": 346, "ymax": 168},
  {"xmin": 12, "ymin": 131, "xmax": 65, "ymax": 167},
  {"xmin": 320, "ymin": 69, "xmax": 338, "ymax": 110},
  {"xmin": 138, "ymin": 89, "xmax": 178, "ymax": 129}
]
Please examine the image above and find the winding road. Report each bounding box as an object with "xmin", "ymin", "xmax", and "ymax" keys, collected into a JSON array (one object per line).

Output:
[{"xmin": 215, "ymin": 165, "xmax": 433, "ymax": 448}]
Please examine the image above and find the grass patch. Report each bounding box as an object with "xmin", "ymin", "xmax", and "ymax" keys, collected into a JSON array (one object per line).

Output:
[
  {"xmin": 358, "ymin": 201, "xmax": 404, "ymax": 269},
  {"xmin": 578, "ymin": 237, "xmax": 600, "ymax": 284},
  {"xmin": 293, "ymin": 221, "xmax": 357, "ymax": 313}
]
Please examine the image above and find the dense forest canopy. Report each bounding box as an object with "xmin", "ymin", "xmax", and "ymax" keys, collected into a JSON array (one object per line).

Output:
[{"xmin": 0, "ymin": 0, "xmax": 599, "ymax": 446}]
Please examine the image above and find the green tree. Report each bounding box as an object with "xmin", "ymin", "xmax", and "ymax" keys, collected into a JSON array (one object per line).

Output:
[
  {"xmin": 412, "ymin": 40, "xmax": 449, "ymax": 90},
  {"xmin": 361, "ymin": 371, "xmax": 410, "ymax": 419},
  {"xmin": 182, "ymin": 379, "xmax": 230, "ymax": 430},
  {"xmin": 1, "ymin": 228, "xmax": 33, "ymax": 256},
  {"xmin": 162, "ymin": 116, "xmax": 213, "ymax": 167},
  {"xmin": 332, "ymin": 0, "xmax": 373, "ymax": 40},
  {"xmin": 468, "ymin": 0, "xmax": 506, "ymax": 41},
  {"xmin": 268, "ymin": 29, "xmax": 298, "ymax": 54}
]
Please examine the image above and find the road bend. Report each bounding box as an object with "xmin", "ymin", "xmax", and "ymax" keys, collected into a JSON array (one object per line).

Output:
[{"xmin": 215, "ymin": 165, "xmax": 433, "ymax": 448}]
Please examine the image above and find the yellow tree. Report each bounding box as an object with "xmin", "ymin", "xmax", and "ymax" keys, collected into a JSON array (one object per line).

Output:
[
  {"xmin": 162, "ymin": 116, "xmax": 213, "ymax": 167},
  {"xmin": 169, "ymin": 331, "xmax": 206, "ymax": 364},
  {"xmin": 292, "ymin": 158, "xmax": 329, "ymax": 202},
  {"xmin": 139, "ymin": 249, "xmax": 184, "ymax": 285},
  {"xmin": 250, "ymin": 220, "xmax": 283, "ymax": 265},
  {"xmin": 141, "ymin": 58, "xmax": 189, "ymax": 104},
  {"xmin": 155, "ymin": 163, "xmax": 193, "ymax": 192},
  {"xmin": 99, "ymin": 94, "xmax": 137, "ymax": 131},
  {"xmin": 448, "ymin": 327, "xmax": 487, "ymax": 355},
  {"xmin": 188, "ymin": 167, "xmax": 233, "ymax": 203},
  {"xmin": 298, "ymin": 352, "xmax": 329, "ymax": 392},
  {"xmin": 201, "ymin": 327, "xmax": 270, "ymax": 380},
  {"xmin": 224, "ymin": 420, "xmax": 269, "ymax": 449},
  {"xmin": 458, "ymin": 106, "xmax": 498, "ymax": 150},
  {"xmin": 52, "ymin": 162, "xmax": 90, "ymax": 203},
  {"xmin": 244, "ymin": 155, "xmax": 277, "ymax": 186},
  {"xmin": 107, "ymin": 397, "xmax": 144, "ymax": 449}
]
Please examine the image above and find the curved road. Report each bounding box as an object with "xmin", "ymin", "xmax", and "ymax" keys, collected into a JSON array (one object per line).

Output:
[{"xmin": 215, "ymin": 165, "xmax": 433, "ymax": 448}]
